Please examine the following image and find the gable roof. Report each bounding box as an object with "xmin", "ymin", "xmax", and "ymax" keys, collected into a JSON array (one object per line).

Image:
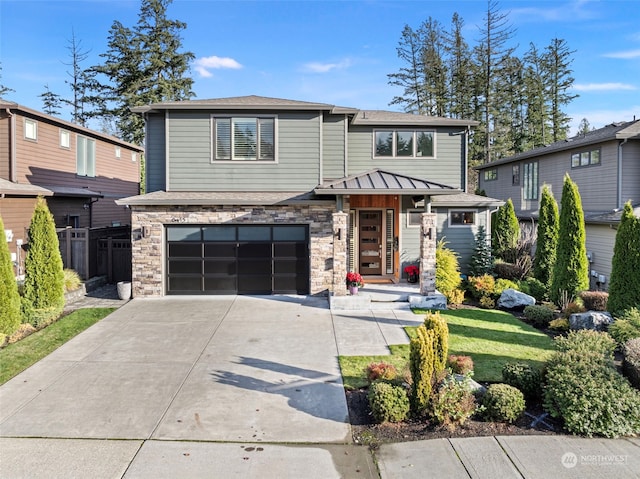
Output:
[
  {"xmin": 476, "ymin": 119, "xmax": 640, "ymax": 170},
  {"xmin": 131, "ymin": 95, "xmax": 358, "ymax": 114},
  {"xmin": 0, "ymin": 178, "xmax": 52, "ymax": 196},
  {"xmin": 314, "ymin": 169, "xmax": 461, "ymax": 195}
]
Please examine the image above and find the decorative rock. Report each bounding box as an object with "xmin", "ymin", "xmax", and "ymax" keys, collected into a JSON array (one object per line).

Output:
[
  {"xmin": 569, "ymin": 311, "xmax": 614, "ymax": 331},
  {"xmin": 497, "ymin": 289, "xmax": 535, "ymax": 310},
  {"xmin": 453, "ymin": 373, "xmax": 486, "ymax": 395},
  {"xmin": 408, "ymin": 292, "xmax": 447, "ymax": 310}
]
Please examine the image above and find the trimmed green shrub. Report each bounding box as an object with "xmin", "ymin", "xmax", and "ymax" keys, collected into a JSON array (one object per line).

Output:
[
  {"xmin": 366, "ymin": 361, "xmax": 398, "ymax": 384},
  {"xmin": 481, "ymin": 384, "xmax": 525, "ymax": 423},
  {"xmin": 608, "ymin": 307, "xmax": 640, "ymax": 346},
  {"xmin": 447, "ymin": 355, "xmax": 474, "ymax": 375},
  {"xmin": 492, "ymin": 199, "xmax": 520, "ymax": 262},
  {"xmin": 409, "ymin": 325, "xmax": 435, "ymax": 415},
  {"xmin": 623, "ymin": 338, "xmax": 640, "ymax": 389},
  {"xmin": 523, "ymin": 304, "xmax": 555, "ymax": 328},
  {"xmin": 63, "ymin": 269, "xmax": 82, "ymax": 292},
  {"xmin": 435, "ymin": 239, "xmax": 461, "ymax": 296},
  {"xmin": 550, "ymin": 175, "xmax": 589, "ymax": 307},
  {"xmin": 543, "ymin": 357, "xmax": 640, "ymax": 437},
  {"xmin": 502, "ymin": 362, "xmax": 543, "ymax": 401},
  {"xmin": 533, "ymin": 185, "xmax": 559, "ymax": 288},
  {"xmin": 549, "ymin": 317, "xmax": 569, "ymax": 332},
  {"xmin": 430, "ymin": 375, "xmax": 477, "ymax": 429},
  {"xmin": 608, "ymin": 202, "xmax": 640, "ymax": 315},
  {"xmin": 0, "ymin": 217, "xmax": 21, "ymax": 336},
  {"xmin": 579, "ymin": 291, "xmax": 608, "ymax": 311},
  {"xmin": 368, "ymin": 381, "xmax": 410, "ymax": 423},
  {"xmin": 494, "ymin": 278, "xmax": 519, "ymax": 295},
  {"xmin": 519, "ymin": 277, "xmax": 548, "ymax": 302},
  {"xmin": 423, "ymin": 311, "xmax": 448, "ymax": 373},
  {"xmin": 468, "ymin": 225, "xmax": 492, "ymax": 276},
  {"xmin": 22, "ymin": 198, "xmax": 65, "ymax": 326},
  {"xmin": 479, "ymin": 296, "xmax": 496, "ymax": 309},
  {"xmin": 553, "ymin": 330, "xmax": 616, "ymax": 362},
  {"xmin": 445, "ymin": 288, "xmax": 465, "ymax": 306},
  {"xmin": 466, "ymin": 274, "xmax": 495, "ymax": 301}
]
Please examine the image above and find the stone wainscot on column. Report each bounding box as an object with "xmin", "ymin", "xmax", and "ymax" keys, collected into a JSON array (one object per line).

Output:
[
  {"xmin": 420, "ymin": 212, "xmax": 437, "ymax": 295},
  {"xmin": 332, "ymin": 211, "xmax": 348, "ymax": 296}
]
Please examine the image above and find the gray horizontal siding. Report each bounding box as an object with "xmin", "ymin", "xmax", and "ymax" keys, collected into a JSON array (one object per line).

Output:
[
  {"xmin": 585, "ymin": 224, "xmax": 617, "ymax": 291},
  {"xmin": 322, "ymin": 114, "xmax": 346, "ymax": 180},
  {"xmin": 167, "ymin": 111, "xmax": 321, "ymax": 191},
  {"xmin": 347, "ymin": 126, "xmax": 464, "ymax": 188},
  {"xmin": 145, "ymin": 114, "xmax": 166, "ymax": 193},
  {"xmin": 622, "ymin": 141, "xmax": 640, "ymax": 205}
]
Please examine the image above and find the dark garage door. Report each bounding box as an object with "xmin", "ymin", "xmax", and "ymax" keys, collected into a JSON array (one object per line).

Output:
[{"xmin": 166, "ymin": 225, "xmax": 310, "ymax": 295}]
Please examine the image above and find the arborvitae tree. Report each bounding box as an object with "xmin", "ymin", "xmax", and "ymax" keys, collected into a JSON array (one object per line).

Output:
[
  {"xmin": 423, "ymin": 311, "xmax": 449, "ymax": 373},
  {"xmin": 533, "ymin": 185, "xmax": 559, "ymax": 288},
  {"xmin": 550, "ymin": 175, "xmax": 589, "ymax": 306},
  {"xmin": 22, "ymin": 198, "xmax": 65, "ymax": 326},
  {"xmin": 608, "ymin": 202, "xmax": 640, "ymax": 315},
  {"xmin": 39, "ymin": 84, "xmax": 62, "ymax": 116},
  {"xmin": 0, "ymin": 217, "xmax": 21, "ymax": 337},
  {"xmin": 492, "ymin": 199, "xmax": 520, "ymax": 261},
  {"xmin": 409, "ymin": 325, "xmax": 435, "ymax": 415},
  {"xmin": 469, "ymin": 225, "xmax": 493, "ymax": 276},
  {"xmin": 435, "ymin": 238, "xmax": 462, "ymax": 295}
]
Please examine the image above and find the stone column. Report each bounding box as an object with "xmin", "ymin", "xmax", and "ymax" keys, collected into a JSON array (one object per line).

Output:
[
  {"xmin": 332, "ymin": 211, "xmax": 348, "ymax": 296},
  {"xmin": 420, "ymin": 212, "xmax": 437, "ymax": 295}
]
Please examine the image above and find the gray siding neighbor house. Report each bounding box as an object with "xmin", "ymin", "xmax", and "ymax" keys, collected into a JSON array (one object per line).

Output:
[
  {"xmin": 476, "ymin": 119, "xmax": 640, "ymax": 290},
  {"xmin": 118, "ymin": 96, "xmax": 502, "ymax": 297}
]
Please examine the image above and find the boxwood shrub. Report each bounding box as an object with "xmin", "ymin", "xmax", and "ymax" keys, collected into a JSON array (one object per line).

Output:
[
  {"xmin": 368, "ymin": 381, "xmax": 410, "ymax": 423},
  {"xmin": 502, "ymin": 362, "xmax": 542, "ymax": 401},
  {"xmin": 481, "ymin": 384, "xmax": 525, "ymax": 423}
]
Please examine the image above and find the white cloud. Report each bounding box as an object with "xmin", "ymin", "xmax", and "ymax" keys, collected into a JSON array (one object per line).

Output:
[
  {"xmin": 573, "ymin": 82, "xmax": 637, "ymax": 92},
  {"xmin": 302, "ymin": 58, "xmax": 352, "ymax": 73},
  {"xmin": 602, "ymin": 49, "xmax": 640, "ymax": 59},
  {"xmin": 193, "ymin": 56, "xmax": 242, "ymax": 78}
]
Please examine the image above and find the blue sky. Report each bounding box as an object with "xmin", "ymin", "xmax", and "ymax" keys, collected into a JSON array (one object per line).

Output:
[{"xmin": 1, "ymin": 0, "xmax": 639, "ymax": 134}]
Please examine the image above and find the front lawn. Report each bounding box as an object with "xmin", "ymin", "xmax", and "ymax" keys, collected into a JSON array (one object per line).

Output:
[
  {"xmin": 0, "ymin": 308, "xmax": 115, "ymax": 385},
  {"xmin": 339, "ymin": 308, "xmax": 554, "ymax": 389}
]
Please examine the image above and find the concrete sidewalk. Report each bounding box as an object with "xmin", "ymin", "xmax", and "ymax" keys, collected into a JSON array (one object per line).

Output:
[{"xmin": 1, "ymin": 294, "xmax": 639, "ymax": 478}]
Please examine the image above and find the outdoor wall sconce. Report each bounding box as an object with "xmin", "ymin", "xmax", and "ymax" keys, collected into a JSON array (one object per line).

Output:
[
  {"xmin": 142, "ymin": 226, "xmax": 151, "ymax": 238},
  {"xmin": 335, "ymin": 228, "xmax": 342, "ymax": 240},
  {"xmin": 423, "ymin": 228, "xmax": 433, "ymax": 240}
]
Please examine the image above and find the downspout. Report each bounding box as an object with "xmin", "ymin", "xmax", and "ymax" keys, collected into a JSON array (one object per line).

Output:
[
  {"xmin": 617, "ymin": 138, "xmax": 628, "ymax": 209},
  {"xmin": 344, "ymin": 114, "xmax": 349, "ymax": 177},
  {"xmin": 464, "ymin": 125, "xmax": 470, "ymax": 193},
  {"xmin": 319, "ymin": 110, "xmax": 323, "ymax": 184},
  {"xmin": 164, "ymin": 110, "xmax": 170, "ymax": 192},
  {"xmin": 5, "ymin": 108, "xmax": 16, "ymax": 182}
]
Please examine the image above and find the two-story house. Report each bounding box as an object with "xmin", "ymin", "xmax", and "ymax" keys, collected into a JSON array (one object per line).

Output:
[
  {"xmin": 477, "ymin": 119, "xmax": 640, "ymax": 289},
  {"xmin": 118, "ymin": 96, "xmax": 502, "ymax": 297},
  {"xmin": 0, "ymin": 102, "xmax": 143, "ymax": 275}
]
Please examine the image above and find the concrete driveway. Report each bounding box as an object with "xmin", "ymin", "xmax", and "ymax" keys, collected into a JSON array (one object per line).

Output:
[{"xmin": 0, "ymin": 296, "xmax": 377, "ymax": 478}]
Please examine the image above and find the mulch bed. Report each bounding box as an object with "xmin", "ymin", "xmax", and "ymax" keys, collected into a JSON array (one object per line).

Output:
[{"xmin": 345, "ymin": 388, "xmax": 561, "ymax": 446}]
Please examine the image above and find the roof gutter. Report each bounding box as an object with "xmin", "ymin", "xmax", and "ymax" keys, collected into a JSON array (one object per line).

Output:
[
  {"xmin": 5, "ymin": 108, "xmax": 16, "ymax": 182},
  {"xmin": 618, "ymin": 138, "xmax": 628, "ymax": 209}
]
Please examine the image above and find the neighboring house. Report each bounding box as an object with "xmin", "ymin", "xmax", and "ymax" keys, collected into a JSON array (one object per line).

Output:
[
  {"xmin": 0, "ymin": 102, "xmax": 143, "ymax": 276},
  {"xmin": 477, "ymin": 119, "xmax": 640, "ymax": 290},
  {"xmin": 118, "ymin": 95, "xmax": 502, "ymax": 297}
]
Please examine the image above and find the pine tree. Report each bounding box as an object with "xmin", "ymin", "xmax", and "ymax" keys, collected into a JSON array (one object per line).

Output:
[
  {"xmin": 523, "ymin": 43, "xmax": 550, "ymax": 149},
  {"xmin": 39, "ymin": 84, "xmax": 62, "ymax": 116},
  {"xmin": 608, "ymin": 202, "xmax": 640, "ymax": 315},
  {"xmin": 62, "ymin": 30, "xmax": 93, "ymax": 126},
  {"xmin": 533, "ymin": 185, "xmax": 559, "ymax": 288},
  {"xmin": 22, "ymin": 198, "xmax": 65, "ymax": 326},
  {"xmin": 550, "ymin": 175, "xmax": 589, "ymax": 306},
  {"xmin": 577, "ymin": 118, "xmax": 593, "ymax": 135},
  {"xmin": 543, "ymin": 38, "xmax": 578, "ymax": 142},
  {"xmin": 469, "ymin": 225, "xmax": 493, "ymax": 276},
  {"xmin": 492, "ymin": 199, "xmax": 520, "ymax": 261},
  {"xmin": 444, "ymin": 13, "xmax": 473, "ymax": 120},
  {"xmin": 0, "ymin": 217, "xmax": 21, "ymax": 336},
  {"xmin": 418, "ymin": 17, "xmax": 448, "ymax": 117},
  {"xmin": 388, "ymin": 24, "xmax": 427, "ymax": 114}
]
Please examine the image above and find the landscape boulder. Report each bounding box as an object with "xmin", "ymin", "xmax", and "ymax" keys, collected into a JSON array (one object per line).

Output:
[
  {"xmin": 569, "ymin": 311, "xmax": 614, "ymax": 331},
  {"xmin": 497, "ymin": 289, "xmax": 535, "ymax": 310}
]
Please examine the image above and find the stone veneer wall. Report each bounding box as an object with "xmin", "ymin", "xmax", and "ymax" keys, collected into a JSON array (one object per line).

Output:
[
  {"xmin": 130, "ymin": 203, "xmax": 341, "ymax": 297},
  {"xmin": 420, "ymin": 212, "xmax": 437, "ymax": 294}
]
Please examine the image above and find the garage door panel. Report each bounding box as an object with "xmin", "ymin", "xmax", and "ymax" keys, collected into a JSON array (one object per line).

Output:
[
  {"xmin": 274, "ymin": 259, "xmax": 306, "ymax": 274},
  {"xmin": 238, "ymin": 259, "xmax": 271, "ymax": 275},
  {"xmin": 168, "ymin": 243, "xmax": 202, "ymax": 257},
  {"xmin": 238, "ymin": 243, "xmax": 271, "ymax": 258},
  {"xmin": 204, "ymin": 277, "xmax": 236, "ymax": 292},
  {"xmin": 274, "ymin": 243, "xmax": 307, "ymax": 257},
  {"xmin": 238, "ymin": 275, "xmax": 272, "ymax": 293},
  {"xmin": 168, "ymin": 259, "xmax": 202, "ymax": 274},
  {"xmin": 204, "ymin": 243, "xmax": 236, "ymax": 257},
  {"xmin": 168, "ymin": 276, "xmax": 202, "ymax": 292},
  {"xmin": 204, "ymin": 259, "xmax": 236, "ymax": 274}
]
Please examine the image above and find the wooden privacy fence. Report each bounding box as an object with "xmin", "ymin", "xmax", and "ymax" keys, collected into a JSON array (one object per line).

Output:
[{"xmin": 57, "ymin": 226, "xmax": 131, "ymax": 281}]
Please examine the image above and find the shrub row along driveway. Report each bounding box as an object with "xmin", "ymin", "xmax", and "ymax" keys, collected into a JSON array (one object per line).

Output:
[{"xmin": 0, "ymin": 296, "xmax": 350, "ymax": 443}]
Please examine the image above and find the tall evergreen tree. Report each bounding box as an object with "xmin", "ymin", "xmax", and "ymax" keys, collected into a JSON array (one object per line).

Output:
[
  {"xmin": 444, "ymin": 13, "xmax": 473, "ymax": 120},
  {"xmin": 523, "ymin": 43, "xmax": 550, "ymax": 149},
  {"xmin": 22, "ymin": 198, "xmax": 65, "ymax": 326},
  {"xmin": 0, "ymin": 217, "xmax": 21, "ymax": 337},
  {"xmin": 577, "ymin": 117, "xmax": 593, "ymax": 135},
  {"xmin": 93, "ymin": 0, "xmax": 195, "ymax": 145},
  {"xmin": 388, "ymin": 25, "xmax": 427, "ymax": 114},
  {"xmin": 469, "ymin": 225, "xmax": 493, "ymax": 276},
  {"xmin": 533, "ymin": 185, "xmax": 559, "ymax": 288},
  {"xmin": 0, "ymin": 63, "xmax": 14, "ymax": 98},
  {"xmin": 608, "ymin": 202, "xmax": 640, "ymax": 315},
  {"xmin": 62, "ymin": 30, "xmax": 93, "ymax": 126},
  {"xmin": 419, "ymin": 17, "xmax": 448, "ymax": 116},
  {"xmin": 39, "ymin": 84, "xmax": 62, "ymax": 116},
  {"xmin": 492, "ymin": 198, "xmax": 520, "ymax": 262},
  {"xmin": 543, "ymin": 38, "xmax": 577, "ymax": 142},
  {"xmin": 550, "ymin": 175, "xmax": 589, "ymax": 306}
]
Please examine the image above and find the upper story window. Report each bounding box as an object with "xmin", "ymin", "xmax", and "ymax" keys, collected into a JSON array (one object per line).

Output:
[
  {"xmin": 77, "ymin": 136, "xmax": 96, "ymax": 177},
  {"xmin": 571, "ymin": 149, "xmax": 600, "ymax": 168},
  {"xmin": 484, "ymin": 169, "xmax": 497, "ymax": 181},
  {"xmin": 374, "ymin": 130, "xmax": 434, "ymax": 158},
  {"xmin": 24, "ymin": 119, "xmax": 37, "ymax": 140},
  {"xmin": 449, "ymin": 210, "xmax": 476, "ymax": 227},
  {"xmin": 512, "ymin": 164, "xmax": 520, "ymax": 185},
  {"xmin": 132, "ymin": 152, "xmax": 137, "ymax": 162},
  {"xmin": 115, "ymin": 147, "xmax": 121, "ymax": 159},
  {"xmin": 59, "ymin": 129, "xmax": 70, "ymax": 149},
  {"xmin": 212, "ymin": 116, "xmax": 276, "ymax": 161},
  {"xmin": 523, "ymin": 161, "xmax": 538, "ymax": 200}
]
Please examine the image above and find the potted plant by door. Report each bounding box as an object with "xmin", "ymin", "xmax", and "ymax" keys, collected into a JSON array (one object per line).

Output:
[
  {"xmin": 346, "ymin": 272, "xmax": 364, "ymax": 295},
  {"xmin": 404, "ymin": 264, "xmax": 419, "ymax": 283}
]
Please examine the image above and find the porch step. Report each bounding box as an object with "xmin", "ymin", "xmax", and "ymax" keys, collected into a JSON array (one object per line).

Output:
[{"xmin": 330, "ymin": 283, "xmax": 447, "ymax": 311}]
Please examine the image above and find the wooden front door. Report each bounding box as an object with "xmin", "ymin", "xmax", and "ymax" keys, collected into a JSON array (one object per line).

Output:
[{"xmin": 358, "ymin": 210, "xmax": 383, "ymax": 275}]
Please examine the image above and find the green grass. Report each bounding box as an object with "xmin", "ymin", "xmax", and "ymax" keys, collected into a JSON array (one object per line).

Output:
[
  {"xmin": 338, "ymin": 308, "xmax": 554, "ymax": 389},
  {"xmin": 0, "ymin": 308, "xmax": 115, "ymax": 385}
]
